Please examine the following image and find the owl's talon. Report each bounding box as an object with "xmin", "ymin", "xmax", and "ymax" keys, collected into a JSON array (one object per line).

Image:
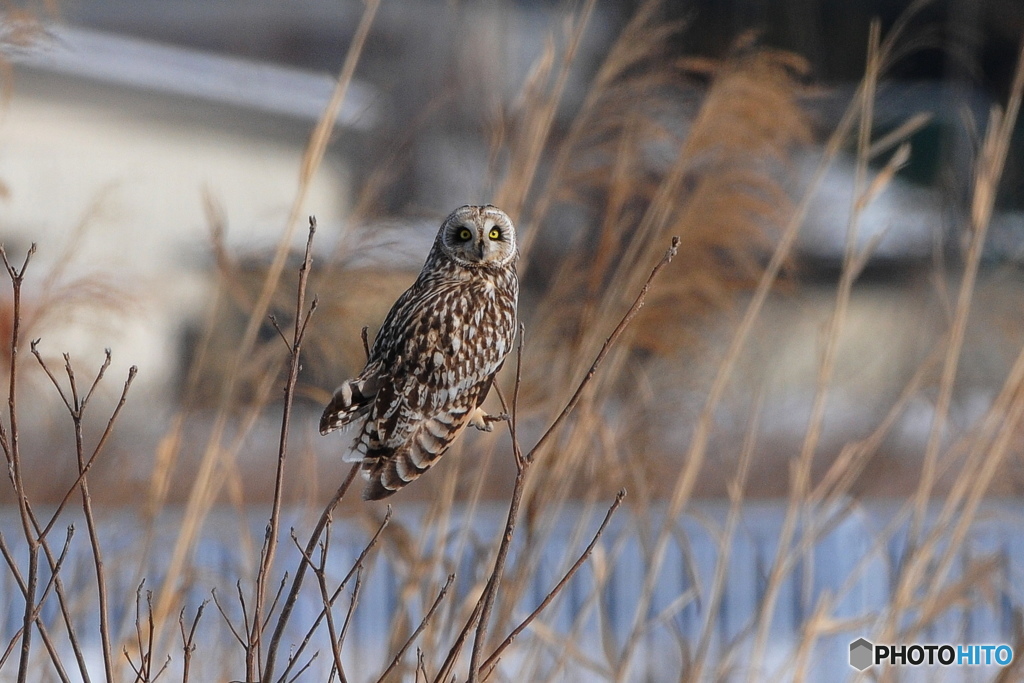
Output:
[{"xmin": 469, "ymin": 408, "xmax": 509, "ymax": 432}]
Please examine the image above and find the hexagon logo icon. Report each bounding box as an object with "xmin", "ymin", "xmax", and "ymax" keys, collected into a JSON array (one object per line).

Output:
[{"xmin": 849, "ymin": 638, "xmax": 874, "ymax": 670}]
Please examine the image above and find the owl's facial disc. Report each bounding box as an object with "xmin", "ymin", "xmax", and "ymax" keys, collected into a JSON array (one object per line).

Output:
[{"xmin": 439, "ymin": 205, "xmax": 517, "ymax": 268}]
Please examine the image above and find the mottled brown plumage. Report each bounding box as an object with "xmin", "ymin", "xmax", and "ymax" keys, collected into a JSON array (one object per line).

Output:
[{"xmin": 320, "ymin": 205, "xmax": 519, "ymax": 500}]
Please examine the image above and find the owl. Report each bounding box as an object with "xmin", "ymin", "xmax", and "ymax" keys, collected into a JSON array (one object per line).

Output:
[{"xmin": 320, "ymin": 205, "xmax": 519, "ymax": 500}]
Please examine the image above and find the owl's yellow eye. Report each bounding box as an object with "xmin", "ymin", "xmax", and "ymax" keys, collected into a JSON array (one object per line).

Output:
[
  {"xmin": 488, "ymin": 227, "xmax": 501, "ymax": 240},
  {"xmin": 457, "ymin": 228, "xmax": 472, "ymax": 241}
]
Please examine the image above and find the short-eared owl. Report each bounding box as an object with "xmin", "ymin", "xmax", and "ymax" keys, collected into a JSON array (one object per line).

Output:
[{"xmin": 320, "ymin": 205, "xmax": 519, "ymax": 500}]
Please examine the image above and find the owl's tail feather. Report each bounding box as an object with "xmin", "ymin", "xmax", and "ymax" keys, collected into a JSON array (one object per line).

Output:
[
  {"xmin": 319, "ymin": 363, "xmax": 383, "ymax": 435},
  {"xmin": 361, "ymin": 411, "xmax": 466, "ymax": 500}
]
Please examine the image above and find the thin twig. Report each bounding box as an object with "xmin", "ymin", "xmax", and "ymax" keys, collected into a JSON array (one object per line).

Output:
[
  {"xmin": 264, "ymin": 463, "xmax": 361, "ymax": 681},
  {"xmin": 267, "ymin": 315, "xmax": 292, "ymax": 351},
  {"xmin": 432, "ymin": 600, "xmax": 484, "ymax": 683},
  {"xmin": 0, "ymin": 529, "xmax": 75, "ymax": 682},
  {"xmin": 29, "ymin": 340, "xmax": 72, "ymax": 412},
  {"xmin": 375, "ymin": 575, "xmax": 455, "ymax": 683},
  {"xmin": 261, "ymin": 574, "xmax": 290, "ymax": 634},
  {"xmin": 290, "ymin": 525, "xmax": 345, "ymax": 680},
  {"xmin": 279, "ymin": 506, "xmax": 392, "ymax": 683},
  {"xmin": 79, "ymin": 348, "xmax": 111, "ymax": 406},
  {"xmin": 179, "ymin": 601, "xmax": 206, "ymax": 683},
  {"xmin": 481, "ymin": 490, "xmax": 626, "ymax": 673},
  {"xmin": 236, "ymin": 581, "xmax": 253, "ymax": 648},
  {"xmin": 211, "ymin": 588, "xmax": 247, "ymax": 649},
  {"xmin": 508, "ymin": 324, "xmax": 526, "ymax": 468},
  {"xmin": 1, "ymin": 527, "xmax": 75, "ymax": 679},
  {"xmin": 468, "ymin": 468, "xmax": 526, "ymax": 682},
  {"xmin": 335, "ymin": 568, "xmax": 363, "ymax": 681},
  {"xmin": 38, "ymin": 364, "xmax": 137, "ymax": 542},
  {"xmin": 284, "ymin": 653, "xmax": 319, "ymax": 683},
  {"xmin": 61, "ymin": 351, "xmax": 118, "ymax": 683},
  {"xmin": 416, "ymin": 649, "xmax": 428, "ymax": 683},
  {"xmin": 527, "ymin": 237, "xmax": 678, "ymax": 462},
  {"xmin": 0, "ymin": 243, "xmax": 39, "ymax": 683},
  {"xmin": 249, "ymin": 217, "xmax": 317, "ymax": 681},
  {"xmin": 127, "ymin": 583, "xmax": 148, "ymax": 681}
]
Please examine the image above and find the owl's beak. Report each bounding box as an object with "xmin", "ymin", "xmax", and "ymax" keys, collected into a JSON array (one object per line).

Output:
[{"xmin": 475, "ymin": 232, "xmax": 486, "ymax": 259}]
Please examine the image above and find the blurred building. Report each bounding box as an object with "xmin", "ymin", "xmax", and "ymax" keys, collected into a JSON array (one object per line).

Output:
[{"xmin": 0, "ymin": 22, "xmax": 373, "ymax": 395}]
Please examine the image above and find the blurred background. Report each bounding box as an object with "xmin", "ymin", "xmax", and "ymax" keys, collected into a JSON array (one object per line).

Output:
[
  {"xmin": 0, "ymin": 1, "xmax": 1023, "ymax": 681},
  {"xmin": 1, "ymin": 0, "xmax": 1020, "ymax": 504}
]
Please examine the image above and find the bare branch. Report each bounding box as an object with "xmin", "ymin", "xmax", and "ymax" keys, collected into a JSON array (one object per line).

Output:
[
  {"xmin": 336, "ymin": 568, "xmax": 363, "ymax": 679},
  {"xmin": 179, "ymin": 601, "xmax": 207, "ymax": 683},
  {"xmin": 1, "ymin": 242, "xmax": 40, "ymax": 683},
  {"xmin": 79, "ymin": 348, "xmax": 112, "ymax": 408},
  {"xmin": 298, "ymin": 295, "xmax": 319, "ymax": 344},
  {"xmin": 482, "ymin": 490, "xmax": 625, "ymax": 671},
  {"xmin": 0, "ymin": 528, "xmax": 75, "ymax": 682},
  {"xmin": 528, "ymin": 237, "xmax": 678, "ymax": 462},
  {"xmin": 284, "ymin": 652, "xmax": 319, "ymax": 683},
  {"xmin": 375, "ymin": 574, "xmax": 455, "ymax": 683},
  {"xmin": 211, "ymin": 588, "xmax": 247, "ymax": 649},
  {"xmin": 30, "ymin": 340, "xmax": 72, "ymax": 412},
  {"xmin": 3, "ymin": 522, "xmax": 86, "ymax": 682},
  {"xmin": 264, "ymin": 463, "xmax": 361, "ymax": 680},
  {"xmin": 267, "ymin": 315, "xmax": 292, "ymax": 351},
  {"xmin": 468, "ymin": 468, "xmax": 526, "ymax": 682},
  {"xmin": 510, "ymin": 324, "xmax": 525, "ymax": 467},
  {"xmin": 280, "ymin": 506, "xmax": 392, "ymax": 682},
  {"xmin": 432, "ymin": 601, "xmax": 483, "ymax": 683},
  {"xmin": 249, "ymin": 215, "xmax": 318, "ymax": 681},
  {"xmin": 261, "ymin": 573, "xmax": 290, "ymax": 634},
  {"xmin": 40, "ymin": 365, "xmax": 137, "ymax": 541},
  {"xmin": 0, "ymin": 242, "xmax": 36, "ymax": 280},
  {"xmin": 236, "ymin": 580, "xmax": 253, "ymax": 646},
  {"xmin": 290, "ymin": 526, "xmax": 346, "ymax": 681}
]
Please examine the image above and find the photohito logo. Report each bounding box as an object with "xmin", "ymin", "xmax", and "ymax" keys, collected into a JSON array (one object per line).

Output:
[{"xmin": 849, "ymin": 638, "xmax": 1014, "ymax": 670}]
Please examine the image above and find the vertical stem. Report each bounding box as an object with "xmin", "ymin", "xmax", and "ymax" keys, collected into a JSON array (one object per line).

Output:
[
  {"xmin": 262, "ymin": 464, "xmax": 360, "ymax": 683},
  {"xmin": 247, "ymin": 220, "xmax": 316, "ymax": 680},
  {"xmin": 74, "ymin": 395, "xmax": 114, "ymax": 682},
  {"xmin": 468, "ymin": 465, "xmax": 528, "ymax": 682},
  {"xmin": 0, "ymin": 245, "xmax": 38, "ymax": 683}
]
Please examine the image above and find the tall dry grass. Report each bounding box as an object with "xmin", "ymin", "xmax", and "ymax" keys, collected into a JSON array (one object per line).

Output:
[{"xmin": 1, "ymin": 0, "xmax": 1023, "ymax": 681}]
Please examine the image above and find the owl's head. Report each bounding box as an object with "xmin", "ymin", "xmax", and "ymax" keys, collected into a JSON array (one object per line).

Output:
[{"xmin": 435, "ymin": 205, "xmax": 518, "ymax": 269}]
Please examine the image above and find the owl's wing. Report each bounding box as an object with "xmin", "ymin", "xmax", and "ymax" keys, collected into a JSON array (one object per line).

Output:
[
  {"xmin": 318, "ymin": 278, "xmax": 424, "ymax": 436},
  {"xmin": 319, "ymin": 359, "xmax": 385, "ymax": 435}
]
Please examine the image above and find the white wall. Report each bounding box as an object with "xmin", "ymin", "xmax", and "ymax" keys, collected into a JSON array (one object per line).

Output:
[{"xmin": 0, "ymin": 81, "xmax": 349, "ymax": 394}]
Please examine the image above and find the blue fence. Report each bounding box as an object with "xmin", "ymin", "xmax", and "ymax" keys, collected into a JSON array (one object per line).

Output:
[{"xmin": 0, "ymin": 501, "xmax": 1021, "ymax": 681}]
